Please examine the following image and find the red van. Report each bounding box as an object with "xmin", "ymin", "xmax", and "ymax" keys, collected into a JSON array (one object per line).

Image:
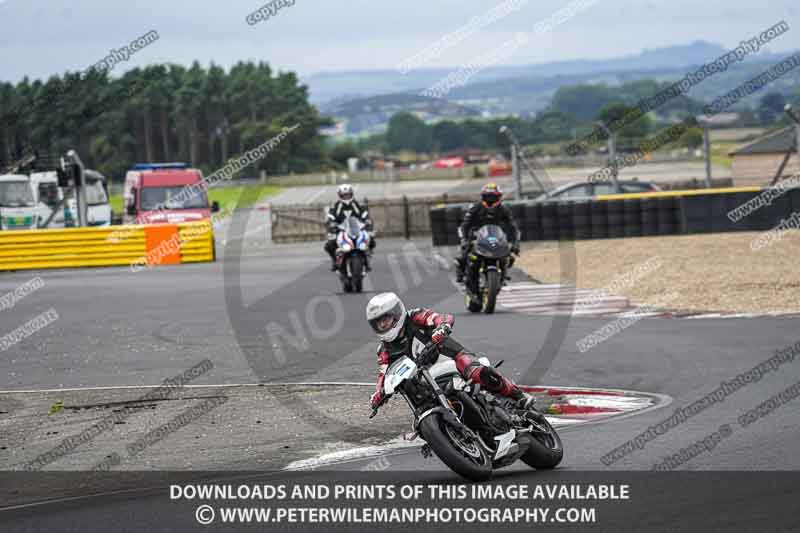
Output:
[{"xmin": 123, "ymin": 163, "xmax": 219, "ymax": 224}]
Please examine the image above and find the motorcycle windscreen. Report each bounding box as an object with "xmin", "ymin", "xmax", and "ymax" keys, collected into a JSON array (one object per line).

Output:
[
  {"xmin": 473, "ymin": 224, "xmax": 510, "ymax": 258},
  {"xmin": 344, "ymin": 216, "xmax": 362, "ymax": 240},
  {"xmin": 384, "ymin": 356, "xmax": 418, "ymax": 395}
]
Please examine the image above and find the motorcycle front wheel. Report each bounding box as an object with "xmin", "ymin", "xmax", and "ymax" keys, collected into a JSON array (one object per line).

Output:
[
  {"xmin": 520, "ymin": 413, "xmax": 563, "ymax": 470},
  {"xmin": 418, "ymin": 414, "xmax": 492, "ymax": 481},
  {"xmin": 483, "ymin": 269, "xmax": 500, "ymax": 314},
  {"xmin": 465, "ymin": 294, "xmax": 482, "ymax": 313},
  {"xmin": 350, "ymin": 254, "xmax": 363, "ymax": 293}
]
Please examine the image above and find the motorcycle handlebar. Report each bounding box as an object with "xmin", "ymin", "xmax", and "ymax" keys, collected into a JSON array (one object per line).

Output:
[
  {"xmin": 416, "ymin": 341, "xmax": 440, "ymax": 367},
  {"xmin": 370, "ymin": 342, "xmax": 439, "ymax": 418}
]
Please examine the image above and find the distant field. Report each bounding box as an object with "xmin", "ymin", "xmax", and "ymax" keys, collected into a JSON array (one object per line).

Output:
[
  {"xmin": 108, "ymin": 184, "xmax": 282, "ymax": 215},
  {"xmin": 710, "ymin": 141, "xmax": 740, "ymax": 168},
  {"xmin": 207, "ymin": 185, "xmax": 283, "ymax": 211},
  {"xmin": 709, "ymin": 128, "xmax": 765, "ymax": 142}
]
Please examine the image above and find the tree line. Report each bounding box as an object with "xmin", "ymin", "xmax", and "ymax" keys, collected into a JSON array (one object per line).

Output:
[
  {"xmin": 4, "ymin": 63, "xmax": 797, "ymax": 177},
  {"xmin": 354, "ymin": 79, "xmax": 800, "ymax": 158},
  {"xmin": 0, "ymin": 61, "xmax": 330, "ymax": 182}
]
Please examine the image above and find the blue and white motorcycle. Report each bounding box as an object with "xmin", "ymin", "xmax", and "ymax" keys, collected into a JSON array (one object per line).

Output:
[{"xmin": 335, "ymin": 215, "xmax": 371, "ymax": 293}]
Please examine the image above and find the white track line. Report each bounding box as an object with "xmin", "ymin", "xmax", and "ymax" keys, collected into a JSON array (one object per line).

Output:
[
  {"xmin": 0, "ymin": 382, "xmax": 374, "ymax": 395},
  {"xmin": 304, "ymin": 187, "xmax": 329, "ymax": 205},
  {"xmin": 283, "ymin": 388, "xmax": 671, "ymax": 471}
]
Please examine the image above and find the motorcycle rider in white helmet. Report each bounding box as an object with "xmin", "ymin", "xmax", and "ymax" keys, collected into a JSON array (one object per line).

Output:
[
  {"xmin": 324, "ymin": 184, "xmax": 376, "ymax": 271},
  {"xmin": 366, "ymin": 292, "xmax": 535, "ymax": 411}
]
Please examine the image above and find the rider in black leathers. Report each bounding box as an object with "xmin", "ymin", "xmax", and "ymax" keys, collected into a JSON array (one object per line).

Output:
[
  {"xmin": 324, "ymin": 183, "xmax": 376, "ymax": 271},
  {"xmin": 455, "ymin": 183, "xmax": 520, "ymax": 282}
]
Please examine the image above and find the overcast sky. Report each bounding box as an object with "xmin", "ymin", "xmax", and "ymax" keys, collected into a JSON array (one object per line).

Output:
[{"xmin": 0, "ymin": 0, "xmax": 798, "ymax": 83}]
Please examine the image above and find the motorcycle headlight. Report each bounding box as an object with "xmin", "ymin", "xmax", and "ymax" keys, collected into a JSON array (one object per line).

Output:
[
  {"xmin": 341, "ymin": 244, "xmax": 352, "ymax": 252},
  {"xmin": 359, "ymin": 242, "xmax": 368, "ymax": 251}
]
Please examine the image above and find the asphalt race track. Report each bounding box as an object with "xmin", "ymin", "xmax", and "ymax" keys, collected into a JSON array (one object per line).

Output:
[{"xmin": 1, "ymin": 238, "xmax": 799, "ymax": 531}]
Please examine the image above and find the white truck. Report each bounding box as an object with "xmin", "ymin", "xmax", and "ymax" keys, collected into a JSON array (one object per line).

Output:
[
  {"xmin": 30, "ymin": 170, "xmax": 112, "ymax": 228},
  {"xmin": 0, "ymin": 174, "xmax": 40, "ymax": 230},
  {"xmin": 30, "ymin": 171, "xmax": 66, "ymax": 228}
]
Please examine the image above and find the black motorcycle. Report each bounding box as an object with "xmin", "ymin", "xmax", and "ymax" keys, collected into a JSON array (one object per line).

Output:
[
  {"xmin": 463, "ymin": 224, "xmax": 512, "ymax": 314},
  {"xmin": 371, "ymin": 341, "xmax": 563, "ymax": 481}
]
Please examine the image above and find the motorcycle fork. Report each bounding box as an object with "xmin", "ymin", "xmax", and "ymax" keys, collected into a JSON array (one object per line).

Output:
[
  {"xmin": 421, "ymin": 369, "xmax": 454, "ymax": 412},
  {"xmin": 466, "ymin": 257, "xmax": 481, "ymax": 296}
]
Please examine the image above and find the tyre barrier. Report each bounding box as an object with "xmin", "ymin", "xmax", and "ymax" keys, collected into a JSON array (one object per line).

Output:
[
  {"xmin": 606, "ymin": 200, "xmax": 625, "ymax": 239},
  {"xmin": 430, "ymin": 208, "xmax": 448, "ymax": 247},
  {"xmin": 623, "ymin": 199, "xmax": 643, "ymax": 238},
  {"xmin": 590, "ymin": 200, "xmax": 608, "ymax": 239},
  {"xmin": 572, "ymin": 200, "xmax": 592, "ymax": 240},
  {"xmin": 430, "ymin": 186, "xmax": 800, "ymax": 245},
  {"xmin": 540, "ymin": 202, "xmax": 558, "ymax": 241},
  {"xmin": 641, "ymin": 198, "xmax": 659, "ymax": 237},
  {"xmin": 0, "ymin": 221, "xmax": 215, "ymax": 272},
  {"xmin": 556, "ymin": 202, "xmax": 573, "ymax": 241},
  {"xmin": 523, "ymin": 203, "xmax": 542, "ymax": 241}
]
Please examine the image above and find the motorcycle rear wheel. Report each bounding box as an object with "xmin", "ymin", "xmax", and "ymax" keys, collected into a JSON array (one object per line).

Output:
[{"xmin": 418, "ymin": 414, "xmax": 492, "ymax": 481}]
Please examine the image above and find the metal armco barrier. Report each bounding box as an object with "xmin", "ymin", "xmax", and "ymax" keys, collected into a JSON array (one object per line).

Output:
[
  {"xmin": 430, "ymin": 187, "xmax": 800, "ymax": 246},
  {"xmin": 0, "ymin": 221, "xmax": 214, "ymax": 272},
  {"xmin": 272, "ymin": 194, "xmax": 474, "ymax": 244}
]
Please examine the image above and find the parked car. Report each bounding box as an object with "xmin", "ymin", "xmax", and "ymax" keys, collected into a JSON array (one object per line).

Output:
[{"xmin": 531, "ymin": 180, "xmax": 661, "ymax": 202}]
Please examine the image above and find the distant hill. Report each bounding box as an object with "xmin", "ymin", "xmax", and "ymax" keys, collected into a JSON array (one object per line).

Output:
[
  {"xmin": 310, "ymin": 41, "xmax": 800, "ymax": 135},
  {"xmin": 321, "ymin": 93, "xmax": 481, "ymax": 136},
  {"xmin": 305, "ymin": 41, "xmax": 729, "ymax": 104}
]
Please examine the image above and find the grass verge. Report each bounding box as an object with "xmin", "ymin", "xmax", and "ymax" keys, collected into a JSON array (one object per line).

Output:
[{"xmin": 109, "ymin": 184, "xmax": 282, "ymax": 216}]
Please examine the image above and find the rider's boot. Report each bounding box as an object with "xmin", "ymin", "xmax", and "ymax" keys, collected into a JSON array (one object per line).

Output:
[
  {"xmin": 456, "ymin": 354, "xmax": 534, "ymax": 410},
  {"xmin": 364, "ymin": 255, "xmax": 372, "ymax": 272},
  {"xmin": 454, "ymin": 258, "xmax": 465, "ymax": 283},
  {"xmin": 511, "ymin": 389, "xmax": 536, "ymax": 411}
]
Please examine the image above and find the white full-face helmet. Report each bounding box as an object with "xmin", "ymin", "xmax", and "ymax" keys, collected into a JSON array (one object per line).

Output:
[
  {"xmin": 366, "ymin": 292, "xmax": 407, "ymax": 342},
  {"xmin": 337, "ymin": 183, "xmax": 354, "ymax": 204}
]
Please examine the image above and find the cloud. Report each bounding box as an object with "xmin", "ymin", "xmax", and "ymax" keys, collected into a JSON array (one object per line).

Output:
[{"xmin": 0, "ymin": 0, "xmax": 797, "ymax": 82}]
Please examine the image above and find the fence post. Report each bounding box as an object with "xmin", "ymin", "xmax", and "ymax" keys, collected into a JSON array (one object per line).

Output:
[{"xmin": 403, "ymin": 195, "xmax": 411, "ymax": 240}]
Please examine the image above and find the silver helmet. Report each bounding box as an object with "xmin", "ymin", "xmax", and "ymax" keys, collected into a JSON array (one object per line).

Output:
[
  {"xmin": 337, "ymin": 183, "xmax": 354, "ymax": 204},
  {"xmin": 366, "ymin": 292, "xmax": 406, "ymax": 342}
]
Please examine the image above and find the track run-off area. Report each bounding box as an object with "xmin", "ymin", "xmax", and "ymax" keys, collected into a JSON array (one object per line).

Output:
[{"xmin": 1, "ymin": 237, "xmax": 799, "ymax": 531}]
